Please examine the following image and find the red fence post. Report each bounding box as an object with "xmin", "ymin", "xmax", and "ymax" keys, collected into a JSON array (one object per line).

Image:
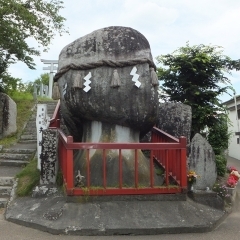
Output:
[
  {"xmin": 66, "ymin": 136, "xmax": 74, "ymax": 191},
  {"xmin": 49, "ymin": 99, "xmax": 60, "ymax": 128},
  {"xmin": 135, "ymin": 149, "xmax": 138, "ymax": 188},
  {"xmin": 60, "ymin": 140, "xmax": 67, "ymax": 182},
  {"xmin": 56, "ymin": 119, "xmax": 60, "ymax": 128},
  {"xmin": 150, "ymin": 150, "xmax": 154, "ymax": 188},
  {"xmin": 165, "ymin": 149, "xmax": 169, "ymax": 186},
  {"xmin": 103, "ymin": 149, "xmax": 106, "ymax": 188},
  {"xmin": 87, "ymin": 149, "xmax": 90, "ymax": 188},
  {"xmin": 179, "ymin": 137, "xmax": 187, "ymax": 190},
  {"xmin": 119, "ymin": 149, "xmax": 122, "ymax": 189}
]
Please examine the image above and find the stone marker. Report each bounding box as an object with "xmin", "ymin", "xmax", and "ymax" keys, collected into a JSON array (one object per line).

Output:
[
  {"xmin": 0, "ymin": 93, "xmax": 17, "ymax": 139},
  {"xmin": 40, "ymin": 129, "xmax": 58, "ymax": 185},
  {"xmin": 36, "ymin": 104, "xmax": 50, "ymax": 169},
  {"xmin": 54, "ymin": 26, "xmax": 161, "ymax": 187},
  {"xmin": 188, "ymin": 133, "xmax": 217, "ymax": 190}
]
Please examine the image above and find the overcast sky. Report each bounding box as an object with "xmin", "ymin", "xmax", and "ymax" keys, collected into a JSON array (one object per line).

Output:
[{"xmin": 9, "ymin": 0, "xmax": 240, "ymax": 102}]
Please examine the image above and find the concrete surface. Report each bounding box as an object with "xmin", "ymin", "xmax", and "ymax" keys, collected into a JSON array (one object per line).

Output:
[
  {"xmin": 1, "ymin": 156, "xmax": 239, "ymax": 237},
  {"xmin": 5, "ymin": 193, "xmax": 227, "ymax": 236}
]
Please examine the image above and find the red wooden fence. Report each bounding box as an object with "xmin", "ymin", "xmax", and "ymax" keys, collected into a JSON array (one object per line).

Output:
[{"xmin": 49, "ymin": 100, "xmax": 187, "ymax": 196}]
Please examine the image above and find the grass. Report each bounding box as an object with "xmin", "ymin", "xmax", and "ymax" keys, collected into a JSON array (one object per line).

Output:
[
  {"xmin": 0, "ymin": 92, "xmax": 35, "ymax": 147},
  {"xmin": 16, "ymin": 158, "xmax": 40, "ymax": 196},
  {"xmin": 0, "ymin": 91, "xmax": 54, "ymax": 195},
  {"xmin": 0, "ymin": 92, "xmax": 53, "ymax": 147}
]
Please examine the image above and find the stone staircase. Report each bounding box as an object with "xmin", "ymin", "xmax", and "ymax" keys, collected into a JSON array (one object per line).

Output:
[
  {"xmin": 0, "ymin": 100, "xmax": 58, "ymax": 208},
  {"xmin": 0, "ymin": 148, "xmax": 36, "ymax": 167}
]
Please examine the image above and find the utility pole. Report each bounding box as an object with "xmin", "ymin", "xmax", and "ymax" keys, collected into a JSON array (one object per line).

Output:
[{"xmin": 41, "ymin": 59, "xmax": 58, "ymax": 98}]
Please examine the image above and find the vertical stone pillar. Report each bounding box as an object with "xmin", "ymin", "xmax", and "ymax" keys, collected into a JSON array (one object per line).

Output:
[
  {"xmin": 36, "ymin": 104, "xmax": 50, "ymax": 169},
  {"xmin": 40, "ymin": 128, "xmax": 58, "ymax": 184}
]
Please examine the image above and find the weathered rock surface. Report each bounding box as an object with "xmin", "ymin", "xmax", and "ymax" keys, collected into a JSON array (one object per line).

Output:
[
  {"xmin": 157, "ymin": 102, "xmax": 192, "ymax": 144},
  {"xmin": 188, "ymin": 133, "xmax": 217, "ymax": 190},
  {"xmin": 40, "ymin": 129, "xmax": 58, "ymax": 185},
  {"xmin": 57, "ymin": 26, "xmax": 154, "ymax": 70},
  {"xmin": 0, "ymin": 93, "xmax": 17, "ymax": 139},
  {"xmin": 56, "ymin": 26, "xmax": 159, "ymax": 140},
  {"xmin": 55, "ymin": 26, "xmax": 160, "ymax": 187}
]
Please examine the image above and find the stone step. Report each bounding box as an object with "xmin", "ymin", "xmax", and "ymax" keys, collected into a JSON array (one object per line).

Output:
[
  {"xmin": 48, "ymin": 109, "xmax": 56, "ymax": 115},
  {"xmin": 47, "ymin": 105, "xmax": 57, "ymax": 109},
  {"xmin": 0, "ymin": 186, "xmax": 11, "ymax": 197},
  {"xmin": 0, "ymin": 160, "xmax": 29, "ymax": 167},
  {"xmin": 48, "ymin": 109, "xmax": 56, "ymax": 113},
  {"xmin": 10, "ymin": 142, "xmax": 37, "ymax": 150},
  {"xmin": 18, "ymin": 139, "xmax": 37, "ymax": 144},
  {"xmin": 0, "ymin": 198, "xmax": 8, "ymax": 208},
  {"xmin": 25, "ymin": 121, "xmax": 36, "ymax": 127},
  {"xmin": 0, "ymin": 177, "xmax": 15, "ymax": 186},
  {"xmin": 23, "ymin": 128, "xmax": 36, "ymax": 132},
  {"xmin": 1, "ymin": 148, "xmax": 35, "ymax": 154},
  {"xmin": 20, "ymin": 135, "xmax": 37, "ymax": 141},
  {"xmin": 0, "ymin": 153, "xmax": 32, "ymax": 160},
  {"xmin": 23, "ymin": 129, "xmax": 36, "ymax": 134},
  {"xmin": 22, "ymin": 131, "xmax": 37, "ymax": 136},
  {"xmin": 23, "ymin": 128, "xmax": 37, "ymax": 133},
  {"xmin": 48, "ymin": 110, "xmax": 56, "ymax": 115},
  {"xmin": 0, "ymin": 166, "xmax": 22, "ymax": 178},
  {"xmin": 24, "ymin": 120, "xmax": 36, "ymax": 125}
]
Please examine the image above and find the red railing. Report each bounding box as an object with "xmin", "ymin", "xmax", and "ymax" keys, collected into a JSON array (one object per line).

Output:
[
  {"xmin": 49, "ymin": 100, "xmax": 60, "ymax": 128},
  {"xmin": 49, "ymin": 101, "xmax": 187, "ymax": 196}
]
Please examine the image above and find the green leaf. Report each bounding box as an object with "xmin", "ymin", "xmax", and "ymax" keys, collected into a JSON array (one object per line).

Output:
[
  {"xmin": 0, "ymin": 0, "xmax": 68, "ymax": 91},
  {"xmin": 156, "ymin": 42, "xmax": 238, "ymax": 138}
]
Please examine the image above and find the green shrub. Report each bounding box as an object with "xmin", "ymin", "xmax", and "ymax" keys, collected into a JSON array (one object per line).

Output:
[
  {"xmin": 207, "ymin": 114, "xmax": 230, "ymax": 176},
  {"xmin": 215, "ymin": 154, "xmax": 227, "ymax": 177}
]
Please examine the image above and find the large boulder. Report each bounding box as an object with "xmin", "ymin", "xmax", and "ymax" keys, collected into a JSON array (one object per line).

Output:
[
  {"xmin": 156, "ymin": 102, "xmax": 192, "ymax": 144},
  {"xmin": 0, "ymin": 93, "xmax": 17, "ymax": 139},
  {"xmin": 188, "ymin": 133, "xmax": 217, "ymax": 190},
  {"xmin": 54, "ymin": 26, "xmax": 160, "ymax": 187}
]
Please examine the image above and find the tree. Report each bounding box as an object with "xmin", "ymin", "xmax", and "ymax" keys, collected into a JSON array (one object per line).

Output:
[
  {"xmin": 157, "ymin": 43, "xmax": 238, "ymax": 138},
  {"xmin": 0, "ymin": 0, "xmax": 67, "ymax": 91},
  {"xmin": 0, "ymin": 72, "xmax": 22, "ymax": 93},
  {"xmin": 25, "ymin": 73, "xmax": 49, "ymax": 94}
]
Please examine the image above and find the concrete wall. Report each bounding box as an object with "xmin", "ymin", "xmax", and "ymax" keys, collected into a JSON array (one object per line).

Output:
[{"xmin": 224, "ymin": 96, "xmax": 240, "ymax": 160}]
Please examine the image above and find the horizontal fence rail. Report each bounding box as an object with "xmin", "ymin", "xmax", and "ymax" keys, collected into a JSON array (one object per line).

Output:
[
  {"xmin": 56, "ymin": 129, "xmax": 187, "ymax": 196},
  {"xmin": 49, "ymin": 100, "xmax": 60, "ymax": 128},
  {"xmin": 49, "ymin": 103, "xmax": 187, "ymax": 196}
]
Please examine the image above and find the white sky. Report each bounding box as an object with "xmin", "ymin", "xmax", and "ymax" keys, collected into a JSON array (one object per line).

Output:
[{"xmin": 8, "ymin": 0, "xmax": 240, "ymax": 102}]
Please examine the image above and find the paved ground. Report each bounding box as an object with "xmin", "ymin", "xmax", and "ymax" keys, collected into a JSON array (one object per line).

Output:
[{"xmin": 0, "ymin": 156, "xmax": 240, "ymax": 239}]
